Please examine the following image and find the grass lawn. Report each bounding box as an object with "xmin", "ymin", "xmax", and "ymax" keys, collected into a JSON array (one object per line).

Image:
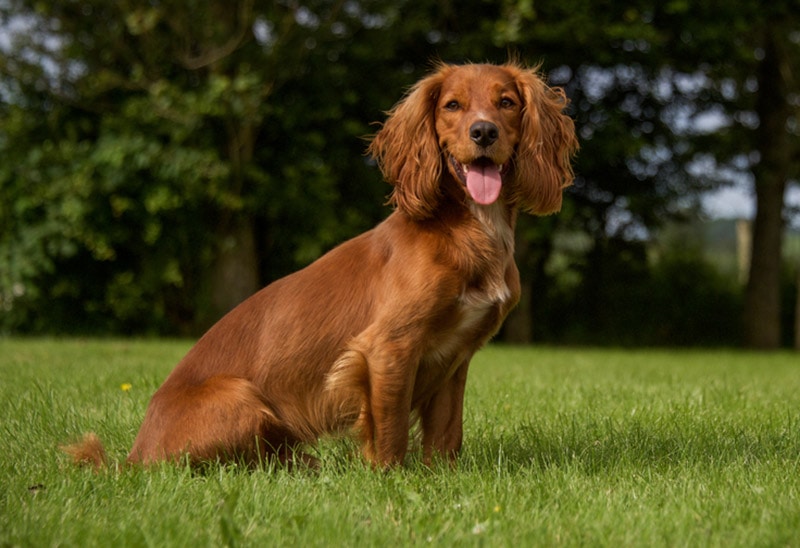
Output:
[{"xmin": 1, "ymin": 339, "xmax": 799, "ymax": 546}]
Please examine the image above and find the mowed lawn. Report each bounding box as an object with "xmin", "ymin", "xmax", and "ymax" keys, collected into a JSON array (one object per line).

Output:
[{"xmin": 1, "ymin": 339, "xmax": 798, "ymax": 546}]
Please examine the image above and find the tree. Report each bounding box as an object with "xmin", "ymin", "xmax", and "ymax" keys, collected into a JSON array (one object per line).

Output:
[
  {"xmin": 0, "ymin": 0, "xmax": 396, "ymax": 333},
  {"xmin": 743, "ymin": 23, "xmax": 797, "ymax": 348},
  {"xmin": 492, "ymin": 0, "xmax": 720, "ymax": 341},
  {"xmin": 642, "ymin": 1, "xmax": 800, "ymax": 349},
  {"xmin": 495, "ymin": 0, "xmax": 799, "ymax": 347}
]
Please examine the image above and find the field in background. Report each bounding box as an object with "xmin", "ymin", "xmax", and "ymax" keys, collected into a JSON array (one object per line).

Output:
[{"xmin": 1, "ymin": 339, "xmax": 799, "ymax": 546}]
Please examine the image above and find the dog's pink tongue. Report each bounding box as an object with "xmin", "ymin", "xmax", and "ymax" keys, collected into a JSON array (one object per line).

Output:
[{"xmin": 466, "ymin": 162, "xmax": 502, "ymax": 205}]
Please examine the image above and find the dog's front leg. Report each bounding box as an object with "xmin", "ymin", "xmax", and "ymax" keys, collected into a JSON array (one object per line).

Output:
[
  {"xmin": 331, "ymin": 328, "xmax": 420, "ymax": 467},
  {"xmin": 368, "ymin": 354, "xmax": 417, "ymax": 467},
  {"xmin": 420, "ymin": 359, "xmax": 470, "ymax": 466}
]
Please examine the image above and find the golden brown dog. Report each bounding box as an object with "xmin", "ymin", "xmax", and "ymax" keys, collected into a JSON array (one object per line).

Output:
[{"xmin": 65, "ymin": 62, "xmax": 577, "ymax": 469}]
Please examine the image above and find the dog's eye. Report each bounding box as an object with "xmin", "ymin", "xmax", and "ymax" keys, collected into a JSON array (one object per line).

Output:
[
  {"xmin": 499, "ymin": 97, "xmax": 516, "ymax": 109},
  {"xmin": 444, "ymin": 100, "xmax": 461, "ymax": 111}
]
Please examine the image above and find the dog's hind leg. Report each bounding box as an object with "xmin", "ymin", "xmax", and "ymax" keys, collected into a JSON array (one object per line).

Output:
[
  {"xmin": 327, "ymin": 347, "xmax": 373, "ymax": 461},
  {"xmin": 127, "ymin": 375, "xmax": 295, "ymax": 466}
]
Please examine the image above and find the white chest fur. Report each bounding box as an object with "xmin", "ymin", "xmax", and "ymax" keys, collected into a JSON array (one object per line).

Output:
[
  {"xmin": 467, "ymin": 200, "xmax": 515, "ymax": 304},
  {"xmin": 426, "ymin": 202, "xmax": 515, "ymax": 367}
]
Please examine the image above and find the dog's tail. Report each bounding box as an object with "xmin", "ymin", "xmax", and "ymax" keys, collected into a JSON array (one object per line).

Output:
[{"xmin": 60, "ymin": 432, "xmax": 109, "ymax": 470}]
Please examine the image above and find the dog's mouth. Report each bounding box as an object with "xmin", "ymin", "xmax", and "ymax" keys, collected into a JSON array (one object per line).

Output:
[{"xmin": 449, "ymin": 156, "xmax": 508, "ymax": 205}]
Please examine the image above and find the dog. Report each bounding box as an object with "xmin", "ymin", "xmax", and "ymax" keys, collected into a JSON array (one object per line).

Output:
[{"xmin": 64, "ymin": 61, "xmax": 577, "ymax": 469}]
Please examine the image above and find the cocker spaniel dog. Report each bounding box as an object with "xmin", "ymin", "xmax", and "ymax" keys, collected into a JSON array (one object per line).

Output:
[{"xmin": 65, "ymin": 61, "xmax": 577, "ymax": 469}]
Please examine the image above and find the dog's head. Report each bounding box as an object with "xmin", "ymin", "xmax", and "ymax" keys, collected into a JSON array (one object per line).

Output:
[{"xmin": 369, "ymin": 62, "xmax": 578, "ymax": 220}]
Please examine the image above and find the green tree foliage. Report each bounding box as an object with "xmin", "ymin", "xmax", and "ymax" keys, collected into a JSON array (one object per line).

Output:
[{"xmin": 1, "ymin": 0, "xmax": 396, "ymax": 332}]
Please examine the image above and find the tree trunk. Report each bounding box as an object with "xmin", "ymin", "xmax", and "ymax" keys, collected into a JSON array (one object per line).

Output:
[
  {"xmin": 201, "ymin": 217, "xmax": 260, "ymax": 328},
  {"xmin": 504, "ymin": 219, "xmax": 559, "ymax": 344},
  {"xmin": 794, "ymin": 264, "xmax": 800, "ymax": 350},
  {"xmin": 504, "ymin": 231, "xmax": 533, "ymax": 344},
  {"xmin": 795, "ymin": 265, "xmax": 800, "ymax": 351},
  {"xmin": 199, "ymin": 98, "xmax": 262, "ymax": 329},
  {"xmin": 743, "ymin": 30, "xmax": 791, "ymax": 349}
]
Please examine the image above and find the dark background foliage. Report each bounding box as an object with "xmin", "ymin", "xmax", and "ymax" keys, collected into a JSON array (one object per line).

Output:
[{"xmin": 1, "ymin": 0, "xmax": 798, "ymax": 347}]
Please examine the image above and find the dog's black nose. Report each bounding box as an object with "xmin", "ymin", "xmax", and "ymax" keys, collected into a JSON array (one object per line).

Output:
[{"xmin": 469, "ymin": 121, "xmax": 499, "ymax": 148}]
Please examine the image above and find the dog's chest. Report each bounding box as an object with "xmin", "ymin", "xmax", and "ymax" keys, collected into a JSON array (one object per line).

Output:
[
  {"xmin": 461, "ymin": 202, "xmax": 516, "ymax": 314},
  {"xmin": 459, "ymin": 270, "xmax": 512, "ymax": 332},
  {"xmin": 424, "ymin": 270, "xmax": 513, "ymax": 371},
  {"xmin": 418, "ymin": 203, "xmax": 517, "ymax": 381}
]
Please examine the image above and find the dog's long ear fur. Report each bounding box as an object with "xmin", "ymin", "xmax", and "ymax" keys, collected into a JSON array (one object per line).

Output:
[
  {"xmin": 368, "ymin": 65, "xmax": 452, "ymax": 220},
  {"xmin": 510, "ymin": 65, "xmax": 579, "ymax": 215}
]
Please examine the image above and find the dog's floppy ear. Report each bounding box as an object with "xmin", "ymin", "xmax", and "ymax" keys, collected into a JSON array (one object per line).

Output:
[
  {"xmin": 368, "ymin": 65, "xmax": 452, "ymax": 220},
  {"xmin": 510, "ymin": 65, "xmax": 578, "ymax": 215}
]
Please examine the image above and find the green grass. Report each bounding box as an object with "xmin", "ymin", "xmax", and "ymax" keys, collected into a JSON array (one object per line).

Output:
[{"xmin": 1, "ymin": 339, "xmax": 799, "ymax": 546}]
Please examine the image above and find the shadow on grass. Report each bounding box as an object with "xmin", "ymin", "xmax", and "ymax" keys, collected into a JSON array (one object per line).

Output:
[{"xmin": 462, "ymin": 414, "xmax": 800, "ymax": 474}]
